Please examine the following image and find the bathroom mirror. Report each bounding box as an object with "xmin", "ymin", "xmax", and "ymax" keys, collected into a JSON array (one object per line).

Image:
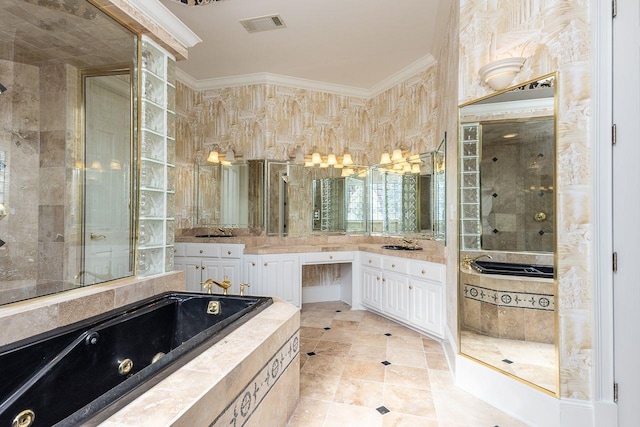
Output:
[
  {"xmin": 266, "ymin": 161, "xmax": 368, "ymax": 237},
  {"xmin": 369, "ymin": 142, "xmax": 446, "ymax": 242},
  {"xmin": 195, "ymin": 160, "xmax": 264, "ymax": 229},
  {"xmin": 458, "ymin": 74, "xmax": 558, "ymax": 394},
  {"xmin": 0, "ymin": 0, "xmax": 138, "ymax": 305}
]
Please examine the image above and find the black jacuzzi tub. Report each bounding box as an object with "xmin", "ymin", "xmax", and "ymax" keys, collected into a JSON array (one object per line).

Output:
[
  {"xmin": 0, "ymin": 291, "xmax": 272, "ymax": 427},
  {"xmin": 471, "ymin": 260, "xmax": 554, "ymax": 279}
]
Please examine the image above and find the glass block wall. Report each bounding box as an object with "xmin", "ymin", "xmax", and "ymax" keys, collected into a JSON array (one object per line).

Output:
[
  {"xmin": 138, "ymin": 37, "xmax": 176, "ymax": 276},
  {"xmin": 460, "ymin": 123, "xmax": 481, "ymax": 250}
]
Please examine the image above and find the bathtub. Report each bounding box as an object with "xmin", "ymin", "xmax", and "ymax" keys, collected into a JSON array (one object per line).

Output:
[{"xmin": 0, "ymin": 291, "xmax": 272, "ymax": 427}]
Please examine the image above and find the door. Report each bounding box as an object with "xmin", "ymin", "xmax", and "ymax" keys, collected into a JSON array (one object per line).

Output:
[
  {"xmin": 613, "ymin": 0, "xmax": 640, "ymax": 423},
  {"xmin": 83, "ymin": 73, "xmax": 133, "ymax": 284}
]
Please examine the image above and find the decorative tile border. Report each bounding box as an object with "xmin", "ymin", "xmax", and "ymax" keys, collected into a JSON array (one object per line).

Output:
[
  {"xmin": 463, "ymin": 284, "xmax": 554, "ymax": 311},
  {"xmin": 210, "ymin": 331, "xmax": 299, "ymax": 427}
]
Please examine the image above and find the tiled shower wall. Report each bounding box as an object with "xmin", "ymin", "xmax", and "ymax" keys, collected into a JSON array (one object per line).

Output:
[
  {"xmin": 0, "ymin": 59, "xmax": 81, "ymax": 302},
  {"xmin": 175, "ymin": 66, "xmax": 439, "ymax": 231}
]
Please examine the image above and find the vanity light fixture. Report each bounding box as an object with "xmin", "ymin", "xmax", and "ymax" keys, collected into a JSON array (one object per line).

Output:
[
  {"xmin": 109, "ymin": 159, "xmax": 122, "ymax": 170},
  {"xmin": 380, "ymin": 151, "xmax": 391, "ymax": 165},
  {"xmin": 391, "ymin": 149, "xmax": 404, "ymax": 162},
  {"xmin": 206, "ymin": 150, "xmax": 219, "ymax": 163},
  {"xmin": 479, "ymin": 57, "xmax": 526, "ymax": 91},
  {"xmin": 225, "ymin": 148, "xmax": 235, "ymax": 162},
  {"xmin": 342, "ymin": 153, "xmax": 353, "ymax": 166},
  {"xmin": 311, "ymin": 151, "xmax": 322, "ymax": 165},
  {"xmin": 327, "ymin": 153, "xmax": 337, "ymax": 166}
]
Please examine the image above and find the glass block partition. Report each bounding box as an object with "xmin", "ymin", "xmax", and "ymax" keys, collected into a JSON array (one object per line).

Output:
[
  {"xmin": 138, "ymin": 37, "xmax": 176, "ymax": 276},
  {"xmin": 460, "ymin": 123, "xmax": 481, "ymax": 250}
]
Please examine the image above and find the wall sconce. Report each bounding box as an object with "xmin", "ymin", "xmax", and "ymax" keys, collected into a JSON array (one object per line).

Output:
[
  {"xmin": 342, "ymin": 153, "xmax": 353, "ymax": 166},
  {"xmin": 225, "ymin": 148, "xmax": 235, "ymax": 162},
  {"xmin": 479, "ymin": 57, "xmax": 526, "ymax": 91}
]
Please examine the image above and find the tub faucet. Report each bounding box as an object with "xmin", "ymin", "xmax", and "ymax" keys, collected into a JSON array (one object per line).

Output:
[
  {"xmin": 201, "ymin": 276, "xmax": 232, "ymax": 295},
  {"xmin": 462, "ymin": 254, "xmax": 492, "ymax": 269}
]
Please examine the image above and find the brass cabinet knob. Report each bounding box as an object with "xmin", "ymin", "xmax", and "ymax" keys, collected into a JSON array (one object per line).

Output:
[
  {"xmin": 409, "ymin": 285, "xmax": 413, "ymax": 290},
  {"xmin": 227, "ymin": 250, "xmax": 232, "ymax": 255},
  {"xmin": 376, "ymin": 276, "xmax": 380, "ymax": 281},
  {"xmin": 264, "ymin": 262, "xmax": 268, "ymax": 267},
  {"xmin": 329, "ymin": 255, "xmax": 333, "ymax": 260},
  {"xmin": 368, "ymin": 259, "xmax": 372, "ymax": 264},
  {"xmin": 421, "ymin": 269, "xmax": 426, "ymax": 275},
  {"xmin": 382, "ymin": 278, "xmax": 386, "ymax": 282},
  {"xmin": 252, "ymin": 262, "xmax": 256, "ymax": 266},
  {"xmin": 199, "ymin": 249, "xmax": 203, "ymax": 254},
  {"xmin": 195, "ymin": 265, "xmax": 199, "ymax": 269},
  {"xmin": 392, "ymin": 264, "xmax": 396, "ymax": 268}
]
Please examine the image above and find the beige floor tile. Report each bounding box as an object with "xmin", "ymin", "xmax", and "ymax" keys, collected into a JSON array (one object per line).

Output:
[
  {"xmin": 302, "ymin": 316, "xmax": 335, "ymax": 328},
  {"xmin": 381, "ymin": 412, "xmax": 440, "ymax": 427},
  {"xmin": 286, "ymin": 398, "xmax": 330, "ymax": 427},
  {"xmin": 433, "ymin": 389, "xmax": 528, "ymax": 427},
  {"xmin": 301, "ymin": 354, "xmax": 347, "ymax": 377},
  {"xmin": 425, "ymin": 352, "xmax": 450, "ymax": 371},
  {"xmin": 300, "ymin": 326, "xmax": 326, "ymax": 339},
  {"xmin": 300, "ymin": 338, "xmax": 319, "ymax": 354},
  {"xmin": 300, "ymin": 372, "xmax": 341, "ymax": 401},
  {"xmin": 314, "ymin": 340, "xmax": 352, "ymax": 357},
  {"xmin": 348, "ymin": 343, "xmax": 388, "ymax": 362},
  {"xmin": 422, "ymin": 337, "xmax": 445, "ymax": 354},
  {"xmin": 386, "ymin": 347, "xmax": 428, "ymax": 369},
  {"xmin": 321, "ymin": 328, "xmax": 357, "ymax": 343},
  {"xmin": 355, "ymin": 331, "xmax": 389, "ymax": 347},
  {"xmin": 326, "ymin": 402, "xmax": 383, "ymax": 427},
  {"xmin": 334, "ymin": 377, "xmax": 385, "ymax": 407},
  {"xmin": 385, "ymin": 364, "xmax": 431, "ymax": 390},
  {"xmin": 334, "ymin": 310, "xmax": 366, "ymax": 322},
  {"xmin": 330, "ymin": 319, "xmax": 361, "ymax": 331},
  {"xmin": 388, "ymin": 323, "xmax": 422, "ymax": 338},
  {"xmin": 384, "ymin": 384, "xmax": 437, "ymax": 418},
  {"xmin": 342, "ymin": 358, "xmax": 386, "ymax": 382},
  {"xmin": 387, "ymin": 334, "xmax": 424, "ymax": 351}
]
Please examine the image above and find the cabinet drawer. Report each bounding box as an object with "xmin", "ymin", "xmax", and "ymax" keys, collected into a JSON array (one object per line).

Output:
[
  {"xmin": 409, "ymin": 261, "xmax": 444, "ymax": 283},
  {"xmin": 361, "ymin": 253, "xmax": 382, "ymax": 269},
  {"xmin": 383, "ymin": 256, "xmax": 409, "ymax": 274},
  {"xmin": 173, "ymin": 243, "xmax": 185, "ymax": 257},
  {"xmin": 303, "ymin": 251, "xmax": 353, "ymax": 264},
  {"xmin": 220, "ymin": 244, "xmax": 244, "ymax": 259},
  {"xmin": 184, "ymin": 244, "xmax": 221, "ymax": 258}
]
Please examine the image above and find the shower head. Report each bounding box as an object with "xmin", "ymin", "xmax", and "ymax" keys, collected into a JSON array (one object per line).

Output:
[{"xmin": 0, "ymin": 83, "xmax": 6, "ymax": 94}]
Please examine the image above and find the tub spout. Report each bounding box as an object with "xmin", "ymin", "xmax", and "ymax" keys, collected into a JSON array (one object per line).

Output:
[
  {"xmin": 462, "ymin": 254, "xmax": 492, "ymax": 269},
  {"xmin": 201, "ymin": 276, "xmax": 232, "ymax": 295}
]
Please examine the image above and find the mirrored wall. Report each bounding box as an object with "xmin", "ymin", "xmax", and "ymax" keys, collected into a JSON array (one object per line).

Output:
[{"xmin": 458, "ymin": 74, "xmax": 558, "ymax": 394}]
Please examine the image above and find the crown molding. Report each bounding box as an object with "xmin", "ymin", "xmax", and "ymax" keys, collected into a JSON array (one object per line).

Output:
[
  {"xmin": 369, "ymin": 54, "xmax": 436, "ymax": 97},
  {"xmin": 128, "ymin": 0, "xmax": 202, "ymax": 49},
  {"xmin": 460, "ymin": 97, "xmax": 554, "ymax": 117},
  {"xmin": 176, "ymin": 54, "xmax": 437, "ymax": 99}
]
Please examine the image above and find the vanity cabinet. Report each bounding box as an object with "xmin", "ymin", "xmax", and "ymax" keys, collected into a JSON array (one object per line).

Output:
[
  {"xmin": 174, "ymin": 243, "xmax": 244, "ymax": 294},
  {"xmin": 242, "ymin": 253, "xmax": 301, "ymax": 307},
  {"xmin": 360, "ymin": 253, "xmax": 445, "ymax": 338}
]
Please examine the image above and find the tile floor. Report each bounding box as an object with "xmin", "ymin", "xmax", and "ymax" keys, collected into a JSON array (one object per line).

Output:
[
  {"xmin": 460, "ymin": 329, "xmax": 557, "ymax": 393},
  {"xmin": 286, "ymin": 301, "xmax": 528, "ymax": 427}
]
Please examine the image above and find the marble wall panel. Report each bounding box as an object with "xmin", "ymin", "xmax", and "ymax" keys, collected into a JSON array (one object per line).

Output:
[{"xmin": 459, "ymin": 0, "xmax": 592, "ymax": 399}]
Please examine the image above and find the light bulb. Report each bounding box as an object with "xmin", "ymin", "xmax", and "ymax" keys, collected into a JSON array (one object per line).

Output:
[
  {"xmin": 206, "ymin": 151, "xmax": 219, "ymax": 163},
  {"xmin": 327, "ymin": 153, "xmax": 337, "ymax": 166},
  {"xmin": 342, "ymin": 153, "xmax": 353, "ymax": 165},
  {"xmin": 380, "ymin": 152, "xmax": 391, "ymax": 165},
  {"xmin": 392, "ymin": 149, "xmax": 403, "ymax": 162},
  {"xmin": 312, "ymin": 152, "xmax": 322, "ymax": 164}
]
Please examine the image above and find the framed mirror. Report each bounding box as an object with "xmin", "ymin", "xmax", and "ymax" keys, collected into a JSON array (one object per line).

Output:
[
  {"xmin": 458, "ymin": 74, "xmax": 558, "ymax": 394},
  {"xmin": 195, "ymin": 160, "xmax": 264, "ymax": 229}
]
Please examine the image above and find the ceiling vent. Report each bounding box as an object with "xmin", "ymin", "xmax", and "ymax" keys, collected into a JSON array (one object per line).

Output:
[{"xmin": 240, "ymin": 14, "xmax": 286, "ymax": 33}]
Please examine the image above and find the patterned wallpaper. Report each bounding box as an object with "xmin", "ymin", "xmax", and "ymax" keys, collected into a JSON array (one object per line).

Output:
[
  {"xmin": 459, "ymin": 0, "xmax": 592, "ymax": 400},
  {"xmin": 175, "ymin": 68, "xmax": 439, "ymax": 230}
]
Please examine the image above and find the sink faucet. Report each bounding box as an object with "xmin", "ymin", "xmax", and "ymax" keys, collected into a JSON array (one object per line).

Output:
[
  {"xmin": 401, "ymin": 238, "xmax": 420, "ymax": 249},
  {"xmin": 201, "ymin": 276, "xmax": 232, "ymax": 295},
  {"xmin": 462, "ymin": 254, "xmax": 493, "ymax": 269}
]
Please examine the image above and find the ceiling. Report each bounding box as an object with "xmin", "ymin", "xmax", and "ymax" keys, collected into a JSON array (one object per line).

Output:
[{"xmin": 158, "ymin": 0, "xmax": 449, "ymax": 91}]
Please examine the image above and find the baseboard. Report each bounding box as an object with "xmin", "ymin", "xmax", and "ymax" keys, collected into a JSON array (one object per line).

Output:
[
  {"xmin": 443, "ymin": 325, "xmax": 458, "ymax": 375},
  {"xmin": 302, "ymin": 285, "xmax": 342, "ymax": 304}
]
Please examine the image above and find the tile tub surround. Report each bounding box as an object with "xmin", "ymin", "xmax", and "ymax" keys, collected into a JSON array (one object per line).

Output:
[
  {"xmin": 0, "ymin": 271, "xmax": 184, "ymax": 347},
  {"xmin": 288, "ymin": 301, "xmax": 526, "ymax": 427},
  {"xmin": 460, "ymin": 269, "xmax": 555, "ymax": 344},
  {"xmin": 99, "ymin": 298, "xmax": 300, "ymax": 427}
]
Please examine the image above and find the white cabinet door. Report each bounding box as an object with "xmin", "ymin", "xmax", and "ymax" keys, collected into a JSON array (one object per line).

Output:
[
  {"xmin": 410, "ymin": 278, "xmax": 443, "ymax": 338},
  {"xmin": 261, "ymin": 255, "xmax": 300, "ymax": 307},
  {"xmin": 182, "ymin": 257, "xmax": 203, "ymax": 292},
  {"xmin": 361, "ymin": 266, "xmax": 382, "ymax": 309},
  {"xmin": 242, "ymin": 255, "xmax": 261, "ymax": 296},
  {"xmin": 383, "ymin": 271, "xmax": 410, "ymax": 322}
]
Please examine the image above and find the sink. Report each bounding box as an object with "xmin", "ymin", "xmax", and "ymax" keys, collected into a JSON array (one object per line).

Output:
[
  {"xmin": 194, "ymin": 234, "xmax": 232, "ymax": 238},
  {"xmin": 471, "ymin": 260, "xmax": 553, "ymax": 279},
  {"xmin": 381, "ymin": 245, "xmax": 423, "ymax": 251}
]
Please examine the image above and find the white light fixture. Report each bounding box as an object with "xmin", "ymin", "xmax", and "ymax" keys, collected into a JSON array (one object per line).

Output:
[
  {"xmin": 327, "ymin": 153, "xmax": 337, "ymax": 166},
  {"xmin": 391, "ymin": 149, "xmax": 404, "ymax": 162},
  {"xmin": 312, "ymin": 151, "xmax": 322, "ymax": 165},
  {"xmin": 109, "ymin": 159, "xmax": 121, "ymax": 170},
  {"xmin": 206, "ymin": 150, "xmax": 219, "ymax": 163},
  {"xmin": 342, "ymin": 153, "xmax": 353, "ymax": 166},
  {"xmin": 294, "ymin": 150, "xmax": 305, "ymax": 163},
  {"xmin": 380, "ymin": 152, "xmax": 391, "ymax": 165},
  {"xmin": 411, "ymin": 164, "xmax": 421, "ymax": 174},
  {"xmin": 479, "ymin": 57, "xmax": 526, "ymax": 91},
  {"xmin": 225, "ymin": 148, "xmax": 235, "ymax": 162}
]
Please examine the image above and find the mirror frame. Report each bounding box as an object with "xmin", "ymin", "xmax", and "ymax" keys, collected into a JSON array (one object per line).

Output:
[{"xmin": 457, "ymin": 72, "xmax": 559, "ymax": 396}]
